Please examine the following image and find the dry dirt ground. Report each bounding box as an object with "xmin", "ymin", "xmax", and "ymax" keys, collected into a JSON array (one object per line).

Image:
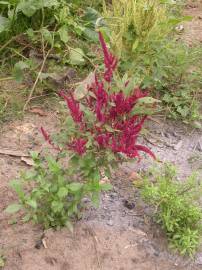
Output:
[
  {"xmin": 0, "ymin": 2, "xmax": 202, "ymax": 270},
  {"xmin": 182, "ymin": 0, "xmax": 202, "ymax": 45},
  {"xmin": 0, "ymin": 112, "xmax": 202, "ymax": 270}
]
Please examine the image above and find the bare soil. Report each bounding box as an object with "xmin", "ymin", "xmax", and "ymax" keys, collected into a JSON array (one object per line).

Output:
[
  {"xmin": 0, "ymin": 1, "xmax": 202, "ymax": 270},
  {"xmin": 182, "ymin": 0, "xmax": 202, "ymax": 45},
  {"xmin": 0, "ymin": 111, "xmax": 202, "ymax": 270}
]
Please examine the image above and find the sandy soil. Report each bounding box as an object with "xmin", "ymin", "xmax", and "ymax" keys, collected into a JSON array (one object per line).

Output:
[
  {"xmin": 0, "ymin": 111, "xmax": 201, "ymax": 270},
  {"xmin": 182, "ymin": 0, "xmax": 202, "ymax": 45}
]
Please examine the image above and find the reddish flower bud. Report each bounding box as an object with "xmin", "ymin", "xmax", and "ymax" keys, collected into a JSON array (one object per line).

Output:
[
  {"xmin": 59, "ymin": 91, "xmax": 83, "ymax": 124},
  {"xmin": 98, "ymin": 32, "xmax": 118, "ymax": 82},
  {"xmin": 69, "ymin": 138, "xmax": 87, "ymax": 155},
  {"xmin": 95, "ymin": 133, "xmax": 111, "ymax": 147},
  {"xmin": 40, "ymin": 127, "xmax": 60, "ymax": 151}
]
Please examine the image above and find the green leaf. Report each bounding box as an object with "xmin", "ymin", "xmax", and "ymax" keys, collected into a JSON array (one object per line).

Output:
[
  {"xmin": 137, "ymin": 97, "xmax": 161, "ymax": 104},
  {"xmin": 10, "ymin": 179, "xmax": 24, "ymax": 198},
  {"xmin": 17, "ymin": 0, "xmax": 58, "ymax": 17},
  {"xmin": 47, "ymin": 157, "xmax": 61, "ymax": 173},
  {"xmin": 30, "ymin": 151, "xmax": 39, "ymax": 160},
  {"xmin": 0, "ymin": 15, "xmax": 9, "ymax": 33},
  {"xmin": 27, "ymin": 199, "xmax": 37, "ymax": 209},
  {"xmin": 13, "ymin": 61, "xmax": 29, "ymax": 82},
  {"xmin": 69, "ymin": 48, "xmax": 85, "ymax": 65},
  {"xmin": 17, "ymin": 0, "xmax": 38, "ymax": 17},
  {"xmin": 22, "ymin": 214, "xmax": 31, "ymax": 223},
  {"xmin": 58, "ymin": 26, "xmax": 69, "ymax": 43},
  {"xmin": 82, "ymin": 28, "xmax": 98, "ymax": 42},
  {"xmin": 51, "ymin": 201, "xmax": 63, "ymax": 213},
  {"xmin": 41, "ymin": 28, "xmax": 53, "ymax": 45},
  {"xmin": 57, "ymin": 187, "xmax": 68, "ymax": 198},
  {"xmin": 5, "ymin": 204, "xmax": 21, "ymax": 214},
  {"xmin": 68, "ymin": 182, "xmax": 83, "ymax": 192},
  {"xmin": 100, "ymin": 183, "xmax": 112, "ymax": 191}
]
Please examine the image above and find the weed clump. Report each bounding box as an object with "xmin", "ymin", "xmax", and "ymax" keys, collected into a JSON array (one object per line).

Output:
[{"xmin": 141, "ymin": 164, "xmax": 202, "ymax": 256}]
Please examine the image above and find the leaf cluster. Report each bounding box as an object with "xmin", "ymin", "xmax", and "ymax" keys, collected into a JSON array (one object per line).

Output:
[
  {"xmin": 141, "ymin": 163, "xmax": 202, "ymax": 256},
  {"xmin": 102, "ymin": 0, "xmax": 202, "ymax": 122},
  {"xmin": 5, "ymin": 151, "xmax": 111, "ymax": 229}
]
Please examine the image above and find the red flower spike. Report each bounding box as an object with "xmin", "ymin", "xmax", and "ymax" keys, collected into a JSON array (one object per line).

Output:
[
  {"xmin": 40, "ymin": 127, "xmax": 61, "ymax": 151},
  {"xmin": 69, "ymin": 138, "xmax": 87, "ymax": 156},
  {"xmin": 98, "ymin": 32, "xmax": 118, "ymax": 82},
  {"xmin": 95, "ymin": 133, "xmax": 111, "ymax": 148},
  {"xmin": 54, "ymin": 33, "xmax": 155, "ymax": 161},
  {"xmin": 95, "ymin": 102, "xmax": 106, "ymax": 123},
  {"xmin": 59, "ymin": 91, "xmax": 83, "ymax": 124}
]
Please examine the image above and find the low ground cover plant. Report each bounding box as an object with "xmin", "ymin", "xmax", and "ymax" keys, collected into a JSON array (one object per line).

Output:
[
  {"xmin": 0, "ymin": 0, "xmax": 102, "ymax": 120},
  {"xmin": 141, "ymin": 163, "xmax": 202, "ymax": 256},
  {"xmin": 5, "ymin": 33, "xmax": 155, "ymax": 229},
  {"xmin": 102, "ymin": 0, "xmax": 202, "ymax": 122}
]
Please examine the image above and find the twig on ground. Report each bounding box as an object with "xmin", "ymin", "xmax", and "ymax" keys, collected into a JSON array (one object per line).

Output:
[{"xmin": 0, "ymin": 148, "xmax": 29, "ymax": 157}]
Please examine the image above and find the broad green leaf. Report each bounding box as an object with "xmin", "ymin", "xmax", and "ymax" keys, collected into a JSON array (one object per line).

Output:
[
  {"xmin": 13, "ymin": 61, "xmax": 29, "ymax": 82},
  {"xmin": 82, "ymin": 28, "xmax": 98, "ymax": 42},
  {"xmin": 27, "ymin": 200, "xmax": 37, "ymax": 209},
  {"xmin": 57, "ymin": 187, "xmax": 68, "ymax": 198},
  {"xmin": 69, "ymin": 48, "xmax": 85, "ymax": 65},
  {"xmin": 0, "ymin": 15, "xmax": 9, "ymax": 33},
  {"xmin": 68, "ymin": 182, "xmax": 83, "ymax": 192},
  {"xmin": 47, "ymin": 157, "xmax": 61, "ymax": 173},
  {"xmin": 17, "ymin": 0, "xmax": 58, "ymax": 17},
  {"xmin": 58, "ymin": 26, "xmax": 69, "ymax": 43},
  {"xmin": 17, "ymin": 1, "xmax": 38, "ymax": 17},
  {"xmin": 41, "ymin": 28, "xmax": 53, "ymax": 45},
  {"xmin": 5, "ymin": 204, "xmax": 21, "ymax": 214},
  {"xmin": 51, "ymin": 201, "xmax": 63, "ymax": 213}
]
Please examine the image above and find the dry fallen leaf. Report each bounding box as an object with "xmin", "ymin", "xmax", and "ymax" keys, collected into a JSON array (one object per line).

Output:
[
  {"xmin": 21, "ymin": 157, "xmax": 35, "ymax": 166},
  {"xmin": 0, "ymin": 148, "xmax": 29, "ymax": 157},
  {"xmin": 74, "ymin": 72, "xmax": 95, "ymax": 100},
  {"xmin": 129, "ymin": 171, "xmax": 142, "ymax": 181}
]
